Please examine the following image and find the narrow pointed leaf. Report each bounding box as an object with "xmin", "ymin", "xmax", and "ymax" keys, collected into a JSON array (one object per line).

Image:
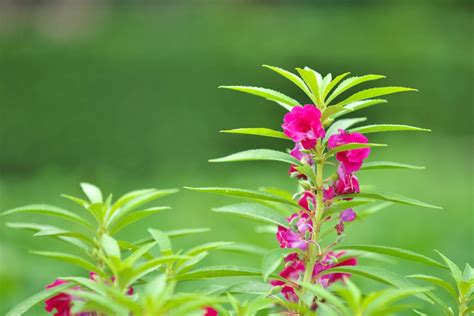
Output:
[
  {"xmin": 435, "ymin": 250, "xmax": 463, "ymax": 282},
  {"xmin": 326, "ymin": 74, "xmax": 385, "ymax": 104},
  {"xmin": 407, "ymin": 274, "xmax": 457, "ymax": 298},
  {"xmin": 30, "ymin": 250, "xmax": 98, "ymax": 272},
  {"xmin": 209, "ymin": 149, "xmax": 301, "ymax": 165},
  {"xmin": 323, "ymin": 72, "xmax": 350, "ymax": 99},
  {"xmin": 177, "ymin": 265, "xmax": 261, "ymax": 281},
  {"xmin": 340, "ymin": 192, "xmax": 442, "ymax": 209},
  {"xmin": 360, "ymin": 161, "xmax": 425, "ymax": 171},
  {"xmin": 185, "ymin": 187, "xmax": 297, "ymax": 206},
  {"xmin": 110, "ymin": 206, "xmax": 170, "ymax": 235},
  {"xmin": 101, "ymin": 234, "xmax": 121, "ymax": 259},
  {"xmin": 350, "ymin": 124, "xmax": 431, "ymax": 134},
  {"xmin": 296, "ymin": 67, "xmax": 321, "ymax": 104},
  {"xmin": 326, "ymin": 143, "xmax": 387, "ymax": 156},
  {"xmin": 262, "ymin": 248, "xmax": 291, "ymax": 281},
  {"xmin": 263, "ymin": 64, "xmax": 311, "ymax": 96},
  {"xmin": 186, "ymin": 241, "xmax": 235, "ymax": 256},
  {"xmin": 338, "ymin": 245, "xmax": 446, "ymax": 269},
  {"xmin": 218, "ymin": 243, "xmax": 268, "ymax": 256},
  {"xmin": 131, "ymin": 255, "xmax": 190, "ymax": 283},
  {"xmin": 220, "ymin": 128, "xmax": 289, "ymax": 140},
  {"xmin": 324, "ymin": 199, "xmax": 374, "ymax": 217},
  {"xmin": 333, "ymin": 99, "xmax": 388, "ymax": 119},
  {"xmin": 219, "ymin": 85, "xmax": 300, "ymax": 110},
  {"xmin": 80, "ymin": 182, "xmax": 103, "ymax": 204},
  {"xmin": 324, "ymin": 117, "xmax": 367, "ymax": 142},
  {"xmin": 149, "ymin": 229, "xmax": 172, "ymax": 255},
  {"xmin": 335, "ymin": 86, "xmax": 417, "ymax": 106},
  {"xmin": 165, "ymin": 228, "xmax": 211, "ymax": 238},
  {"xmin": 212, "ymin": 203, "xmax": 288, "ymax": 227}
]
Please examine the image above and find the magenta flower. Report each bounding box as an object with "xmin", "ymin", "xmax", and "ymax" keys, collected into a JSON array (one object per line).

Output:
[
  {"xmin": 312, "ymin": 251, "xmax": 358, "ymax": 288},
  {"xmin": 282, "ymin": 105, "xmax": 325, "ymax": 149},
  {"xmin": 334, "ymin": 166, "xmax": 360, "ymax": 196},
  {"xmin": 335, "ymin": 209, "xmax": 356, "ymax": 235},
  {"xmin": 271, "ymin": 254, "xmax": 305, "ymax": 302},
  {"xmin": 328, "ymin": 129, "xmax": 370, "ymax": 172},
  {"xmin": 298, "ymin": 191, "xmax": 316, "ymax": 212},
  {"xmin": 288, "ymin": 143, "xmax": 314, "ymax": 179},
  {"xmin": 276, "ymin": 212, "xmax": 313, "ymax": 250},
  {"xmin": 203, "ymin": 307, "xmax": 218, "ymax": 316},
  {"xmin": 45, "ymin": 279, "xmax": 74, "ymax": 316}
]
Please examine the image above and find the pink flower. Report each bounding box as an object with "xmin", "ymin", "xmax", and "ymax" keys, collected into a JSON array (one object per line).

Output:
[
  {"xmin": 276, "ymin": 212, "xmax": 313, "ymax": 250},
  {"xmin": 298, "ymin": 191, "xmax": 316, "ymax": 212},
  {"xmin": 312, "ymin": 251, "xmax": 357, "ymax": 287},
  {"xmin": 289, "ymin": 143, "xmax": 314, "ymax": 179},
  {"xmin": 335, "ymin": 209, "xmax": 356, "ymax": 235},
  {"xmin": 328, "ymin": 130, "xmax": 370, "ymax": 172},
  {"xmin": 270, "ymin": 254, "xmax": 305, "ymax": 302},
  {"xmin": 45, "ymin": 280, "xmax": 73, "ymax": 316},
  {"xmin": 282, "ymin": 105, "xmax": 325, "ymax": 149},
  {"xmin": 334, "ymin": 166, "xmax": 360, "ymax": 196},
  {"xmin": 323, "ymin": 186, "xmax": 336, "ymax": 201},
  {"xmin": 203, "ymin": 307, "xmax": 218, "ymax": 316}
]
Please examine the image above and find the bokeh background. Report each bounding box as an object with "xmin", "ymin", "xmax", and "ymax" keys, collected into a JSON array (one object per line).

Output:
[{"xmin": 0, "ymin": 0, "xmax": 472, "ymax": 314}]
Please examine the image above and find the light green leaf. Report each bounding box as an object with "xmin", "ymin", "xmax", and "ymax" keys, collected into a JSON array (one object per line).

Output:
[
  {"xmin": 131, "ymin": 255, "xmax": 190, "ymax": 283},
  {"xmin": 109, "ymin": 206, "xmax": 170, "ymax": 235},
  {"xmin": 324, "ymin": 199, "xmax": 373, "ymax": 217},
  {"xmin": 338, "ymin": 245, "xmax": 446, "ymax": 269},
  {"xmin": 301, "ymin": 283, "xmax": 349, "ymax": 314},
  {"xmin": 324, "ymin": 117, "xmax": 367, "ymax": 142},
  {"xmin": 185, "ymin": 241, "xmax": 235, "ymax": 256},
  {"xmin": 30, "ymin": 250, "xmax": 98, "ymax": 272},
  {"xmin": 326, "ymin": 74, "xmax": 386, "ymax": 104},
  {"xmin": 332, "ymin": 99, "xmax": 388, "ymax": 119},
  {"xmin": 61, "ymin": 194, "xmax": 90, "ymax": 209},
  {"xmin": 2, "ymin": 204, "xmax": 93, "ymax": 230},
  {"xmin": 360, "ymin": 161, "xmax": 425, "ymax": 171},
  {"xmin": 66, "ymin": 289, "xmax": 129, "ymax": 316},
  {"xmin": 220, "ymin": 128, "xmax": 289, "ymax": 140},
  {"xmin": 176, "ymin": 265, "xmax": 261, "ymax": 281},
  {"xmin": 227, "ymin": 281, "xmax": 273, "ymax": 295},
  {"xmin": 321, "ymin": 105, "xmax": 346, "ymax": 122},
  {"xmin": 407, "ymin": 274, "xmax": 457, "ymax": 298},
  {"xmin": 149, "ymin": 229, "xmax": 172, "ymax": 255},
  {"xmin": 435, "ymin": 250, "xmax": 463, "ymax": 283},
  {"xmin": 262, "ymin": 248, "xmax": 291, "ymax": 281},
  {"xmin": 209, "ymin": 149, "xmax": 301, "ymax": 165},
  {"xmin": 219, "ymin": 85, "xmax": 300, "ymax": 110},
  {"xmin": 80, "ymin": 182, "xmax": 103, "ymax": 204},
  {"xmin": 218, "ymin": 243, "xmax": 268, "ymax": 256},
  {"xmin": 212, "ymin": 203, "xmax": 288, "ymax": 227},
  {"xmin": 367, "ymin": 287, "xmax": 432, "ymax": 313},
  {"xmin": 6, "ymin": 283, "xmax": 72, "ymax": 316},
  {"xmin": 335, "ymin": 86, "xmax": 417, "ymax": 107},
  {"xmin": 357, "ymin": 202, "xmax": 393, "ymax": 219},
  {"xmin": 340, "ymin": 192, "xmax": 442, "ymax": 209},
  {"xmin": 101, "ymin": 234, "xmax": 121, "ymax": 259},
  {"xmin": 323, "ymin": 72, "xmax": 350, "ymax": 99},
  {"xmin": 123, "ymin": 242, "xmax": 156, "ymax": 266},
  {"xmin": 165, "ymin": 228, "xmax": 211, "ymax": 238},
  {"xmin": 185, "ymin": 187, "xmax": 297, "ymax": 206},
  {"xmin": 326, "ymin": 143, "xmax": 387, "ymax": 156},
  {"xmin": 263, "ymin": 64, "xmax": 311, "ymax": 96},
  {"xmin": 296, "ymin": 67, "xmax": 321, "ymax": 105},
  {"xmin": 350, "ymin": 124, "xmax": 431, "ymax": 134}
]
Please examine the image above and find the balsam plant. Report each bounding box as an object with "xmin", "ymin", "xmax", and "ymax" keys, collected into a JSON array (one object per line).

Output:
[{"xmin": 187, "ymin": 65, "xmax": 473, "ymax": 315}]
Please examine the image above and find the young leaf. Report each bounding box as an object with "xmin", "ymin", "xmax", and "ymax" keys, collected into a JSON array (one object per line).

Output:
[
  {"xmin": 30, "ymin": 250, "xmax": 99, "ymax": 272},
  {"xmin": 2, "ymin": 204, "xmax": 93, "ymax": 230},
  {"xmin": 176, "ymin": 265, "xmax": 261, "ymax": 281},
  {"xmin": 149, "ymin": 229, "xmax": 172, "ymax": 255},
  {"xmin": 325, "ymin": 74, "xmax": 386, "ymax": 104},
  {"xmin": 6, "ymin": 282, "xmax": 72, "ymax": 316},
  {"xmin": 434, "ymin": 250, "xmax": 463, "ymax": 283},
  {"xmin": 212, "ymin": 203, "xmax": 288, "ymax": 227},
  {"xmin": 322, "ymin": 72, "xmax": 351, "ymax": 99},
  {"xmin": 109, "ymin": 206, "xmax": 170, "ymax": 235},
  {"xmin": 131, "ymin": 255, "xmax": 190, "ymax": 283},
  {"xmin": 80, "ymin": 182, "xmax": 103, "ymax": 204},
  {"xmin": 349, "ymin": 124, "xmax": 431, "ymax": 134},
  {"xmin": 326, "ymin": 143, "xmax": 387, "ymax": 156},
  {"xmin": 262, "ymin": 248, "xmax": 291, "ymax": 281},
  {"xmin": 338, "ymin": 245, "xmax": 446, "ymax": 269},
  {"xmin": 360, "ymin": 161, "xmax": 425, "ymax": 171},
  {"xmin": 335, "ymin": 86, "xmax": 417, "ymax": 107},
  {"xmin": 165, "ymin": 228, "xmax": 211, "ymax": 238},
  {"xmin": 219, "ymin": 85, "xmax": 300, "ymax": 110},
  {"xmin": 324, "ymin": 117, "xmax": 367, "ymax": 141},
  {"xmin": 296, "ymin": 67, "xmax": 321, "ymax": 105},
  {"xmin": 209, "ymin": 149, "xmax": 301, "ymax": 165},
  {"xmin": 185, "ymin": 241, "xmax": 235, "ymax": 256},
  {"xmin": 332, "ymin": 99, "xmax": 388, "ymax": 119},
  {"xmin": 339, "ymin": 192, "xmax": 442, "ymax": 209},
  {"xmin": 407, "ymin": 274, "xmax": 458, "ymax": 298},
  {"xmin": 101, "ymin": 234, "xmax": 121, "ymax": 259},
  {"xmin": 220, "ymin": 128, "xmax": 290, "ymax": 140},
  {"xmin": 184, "ymin": 187, "xmax": 298, "ymax": 206},
  {"xmin": 263, "ymin": 64, "xmax": 311, "ymax": 96}
]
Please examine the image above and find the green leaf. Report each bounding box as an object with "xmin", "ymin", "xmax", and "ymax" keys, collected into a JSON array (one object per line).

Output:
[
  {"xmin": 30, "ymin": 250, "xmax": 98, "ymax": 272},
  {"xmin": 326, "ymin": 74, "xmax": 386, "ymax": 104},
  {"xmin": 185, "ymin": 241, "xmax": 235, "ymax": 256},
  {"xmin": 332, "ymin": 99, "xmax": 388, "ymax": 119},
  {"xmin": 61, "ymin": 194, "xmax": 90, "ymax": 209},
  {"xmin": 324, "ymin": 117, "xmax": 367, "ymax": 142},
  {"xmin": 2, "ymin": 204, "xmax": 93, "ymax": 230},
  {"xmin": 212, "ymin": 203, "xmax": 288, "ymax": 227},
  {"xmin": 335, "ymin": 86, "xmax": 417, "ymax": 107},
  {"xmin": 165, "ymin": 228, "xmax": 211, "ymax": 238},
  {"xmin": 322, "ymin": 72, "xmax": 350, "ymax": 100},
  {"xmin": 109, "ymin": 206, "xmax": 170, "ymax": 235},
  {"xmin": 349, "ymin": 124, "xmax": 431, "ymax": 134},
  {"xmin": 6, "ymin": 282, "xmax": 72, "ymax": 316},
  {"xmin": 357, "ymin": 202, "xmax": 393, "ymax": 219},
  {"xmin": 326, "ymin": 143, "xmax": 387, "ymax": 156},
  {"xmin": 262, "ymin": 248, "xmax": 291, "ymax": 281},
  {"xmin": 219, "ymin": 85, "xmax": 300, "ymax": 110},
  {"xmin": 367, "ymin": 287, "xmax": 432, "ymax": 313},
  {"xmin": 220, "ymin": 128, "xmax": 290, "ymax": 140},
  {"xmin": 123, "ymin": 242, "xmax": 156, "ymax": 266},
  {"xmin": 360, "ymin": 161, "xmax": 425, "ymax": 171},
  {"xmin": 301, "ymin": 283, "xmax": 349, "ymax": 314},
  {"xmin": 80, "ymin": 182, "xmax": 103, "ymax": 204},
  {"xmin": 296, "ymin": 67, "xmax": 321, "ymax": 105},
  {"xmin": 218, "ymin": 243, "xmax": 268, "ymax": 256},
  {"xmin": 435, "ymin": 250, "xmax": 463, "ymax": 283},
  {"xmin": 321, "ymin": 105, "xmax": 346, "ymax": 122},
  {"xmin": 226, "ymin": 281, "xmax": 273, "ymax": 295},
  {"xmin": 340, "ymin": 192, "xmax": 442, "ymax": 209},
  {"xmin": 132, "ymin": 255, "xmax": 190, "ymax": 283},
  {"xmin": 407, "ymin": 274, "xmax": 457, "ymax": 298},
  {"xmin": 263, "ymin": 64, "xmax": 311, "ymax": 96},
  {"xmin": 66, "ymin": 289, "xmax": 129, "ymax": 316},
  {"xmin": 149, "ymin": 229, "xmax": 172, "ymax": 255},
  {"xmin": 209, "ymin": 149, "xmax": 301, "ymax": 165},
  {"xmin": 338, "ymin": 245, "xmax": 446, "ymax": 269},
  {"xmin": 101, "ymin": 234, "xmax": 121, "ymax": 259},
  {"xmin": 184, "ymin": 187, "xmax": 297, "ymax": 206},
  {"xmin": 324, "ymin": 199, "xmax": 374, "ymax": 217},
  {"xmin": 176, "ymin": 265, "xmax": 261, "ymax": 281}
]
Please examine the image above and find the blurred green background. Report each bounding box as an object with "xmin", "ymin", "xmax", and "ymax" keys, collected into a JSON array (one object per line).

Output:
[{"xmin": 0, "ymin": 0, "xmax": 472, "ymax": 314}]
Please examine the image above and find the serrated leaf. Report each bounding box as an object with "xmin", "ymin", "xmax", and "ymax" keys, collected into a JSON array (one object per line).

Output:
[
  {"xmin": 332, "ymin": 99, "xmax": 388, "ymax": 119},
  {"xmin": 176, "ymin": 265, "xmax": 261, "ymax": 281},
  {"xmin": 321, "ymin": 105, "xmax": 346, "ymax": 122},
  {"xmin": 360, "ymin": 161, "xmax": 425, "ymax": 171},
  {"xmin": 185, "ymin": 187, "xmax": 297, "ymax": 206},
  {"xmin": 407, "ymin": 274, "xmax": 457, "ymax": 298},
  {"xmin": 101, "ymin": 234, "xmax": 121, "ymax": 259},
  {"xmin": 340, "ymin": 192, "xmax": 442, "ymax": 209},
  {"xmin": 326, "ymin": 143, "xmax": 387, "ymax": 156},
  {"xmin": 263, "ymin": 64, "xmax": 311, "ymax": 96},
  {"xmin": 262, "ymin": 248, "xmax": 291, "ymax": 281},
  {"xmin": 350, "ymin": 124, "xmax": 431, "ymax": 134},
  {"xmin": 220, "ymin": 128, "xmax": 290, "ymax": 140},
  {"xmin": 6, "ymin": 282, "xmax": 72, "ymax": 316},
  {"xmin": 212, "ymin": 203, "xmax": 288, "ymax": 227},
  {"xmin": 149, "ymin": 229, "xmax": 172, "ymax": 255},
  {"xmin": 219, "ymin": 85, "xmax": 300, "ymax": 110},
  {"xmin": 323, "ymin": 72, "xmax": 351, "ymax": 100},
  {"xmin": 435, "ymin": 250, "xmax": 463, "ymax": 283},
  {"xmin": 30, "ymin": 250, "xmax": 98, "ymax": 272},
  {"xmin": 335, "ymin": 86, "xmax": 417, "ymax": 107},
  {"xmin": 324, "ymin": 117, "xmax": 367, "ymax": 142},
  {"xmin": 2, "ymin": 204, "xmax": 93, "ymax": 230},
  {"xmin": 209, "ymin": 149, "xmax": 301, "ymax": 165},
  {"xmin": 338, "ymin": 245, "xmax": 446, "ymax": 269},
  {"xmin": 326, "ymin": 74, "xmax": 386, "ymax": 104},
  {"xmin": 80, "ymin": 182, "xmax": 103, "ymax": 204},
  {"xmin": 296, "ymin": 67, "xmax": 321, "ymax": 105},
  {"xmin": 109, "ymin": 206, "xmax": 170, "ymax": 235}
]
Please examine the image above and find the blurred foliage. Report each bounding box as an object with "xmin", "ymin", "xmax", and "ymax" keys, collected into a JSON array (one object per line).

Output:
[{"xmin": 0, "ymin": 1, "xmax": 472, "ymax": 315}]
